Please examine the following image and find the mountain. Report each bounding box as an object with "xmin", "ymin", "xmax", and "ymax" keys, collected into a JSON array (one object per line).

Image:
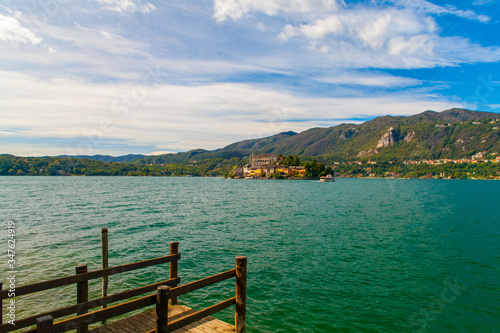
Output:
[
  {"xmin": 137, "ymin": 108, "xmax": 500, "ymax": 164},
  {"xmin": 222, "ymin": 108, "xmax": 500, "ymax": 160},
  {"xmin": 55, "ymin": 154, "xmax": 146, "ymax": 163},
  {"xmin": 219, "ymin": 131, "xmax": 297, "ymax": 151},
  {"xmin": 133, "ymin": 131, "xmax": 298, "ymax": 164}
]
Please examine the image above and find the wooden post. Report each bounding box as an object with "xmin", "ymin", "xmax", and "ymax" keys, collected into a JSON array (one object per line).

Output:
[
  {"xmin": 156, "ymin": 285, "xmax": 170, "ymax": 333},
  {"xmin": 101, "ymin": 228, "xmax": 109, "ymax": 314},
  {"xmin": 76, "ymin": 265, "xmax": 89, "ymax": 333},
  {"xmin": 36, "ymin": 315, "xmax": 54, "ymax": 333},
  {"xmin": 169, "ymin": 241, "xmax": 179, "ymax": 305},
  {"xmin": 235, "ymin": 256, "xmax": 247, "ymax": 333},
  {"xmin": 0, "ymin": 282, "xmax": 3, "ymax": 325}
]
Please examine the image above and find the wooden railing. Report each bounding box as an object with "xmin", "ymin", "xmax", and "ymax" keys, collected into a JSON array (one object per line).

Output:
[{"xmin": 0, "ymin": 239, "xmax": 247, "ymax": 333}]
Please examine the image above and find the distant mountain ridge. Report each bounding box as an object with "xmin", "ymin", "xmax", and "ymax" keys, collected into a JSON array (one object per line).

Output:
[
  {"xmin": 137, "ymin": 108, "xmax": 500, "ymax": 164},
  {"xmin": 58, "ymin": 108, "xmax": 500, "ymax": 164},
  {"xmin": 55, "ymin": 154, "xmax": 145, "ymax": 163},
  {"xmin": 219, "ymin": 131, "xmax": 298, "ymax": 151}
]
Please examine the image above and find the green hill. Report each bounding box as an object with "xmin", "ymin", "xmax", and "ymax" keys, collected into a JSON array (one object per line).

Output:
[{"xmin": 138, "ymin": 108, "xmax": 500, "ymax": 164}]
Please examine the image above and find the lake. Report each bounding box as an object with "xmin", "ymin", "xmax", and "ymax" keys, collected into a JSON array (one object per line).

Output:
[{"xmin": 1, "ymin": 177, "xmax": 499, "ymax": 332}]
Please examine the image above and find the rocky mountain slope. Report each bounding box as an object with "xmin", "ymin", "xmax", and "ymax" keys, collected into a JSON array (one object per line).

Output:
[{"xmin": 134, "ymin": 108, "xmax": 500, "ymax": 164}]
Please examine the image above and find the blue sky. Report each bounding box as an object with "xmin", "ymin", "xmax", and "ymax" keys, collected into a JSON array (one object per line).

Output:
[{"xmin": 1, "ymin": 0, "xmax": 500, "ymax": 156}]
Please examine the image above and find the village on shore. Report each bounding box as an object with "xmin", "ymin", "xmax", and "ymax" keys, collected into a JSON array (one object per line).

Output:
[
  {"xmin": 230, "ymin": 154, "xmax": 309, "ymax": 179},
  {"xmin": 227, "ymin": 153, "xmax": 500, "ymax": 180},
  {"xmin": 228, "ymin": 154, "xmax": 338, "ymax": 179}
]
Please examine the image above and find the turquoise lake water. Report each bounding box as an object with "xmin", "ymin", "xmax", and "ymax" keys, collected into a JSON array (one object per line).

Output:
[{"xmin": 1, "ymin": 177, "xmax": 499, "ymax": 332}]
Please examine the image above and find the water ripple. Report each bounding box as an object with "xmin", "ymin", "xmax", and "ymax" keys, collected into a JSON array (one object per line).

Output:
[{"xmin": 0, "ymin": 177, "xmax": 499, "ymax": 332}]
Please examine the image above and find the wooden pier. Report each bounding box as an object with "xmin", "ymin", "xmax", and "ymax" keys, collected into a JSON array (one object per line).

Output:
[
  {"xmin": 91, "ymin": 304, "xmax": 234, "ymax": 333},
  {"xmin": 0, "ymin": 230, "xmax": 247, "ymax": 333}
]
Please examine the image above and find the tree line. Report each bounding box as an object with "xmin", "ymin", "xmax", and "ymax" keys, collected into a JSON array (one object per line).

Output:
[{"xmin": 1, "ymin": 154, "xmax": 498, "ymax": 179}]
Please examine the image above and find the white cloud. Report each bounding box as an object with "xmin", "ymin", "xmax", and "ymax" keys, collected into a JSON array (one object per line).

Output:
[
  {"xmin": 212, "ymin": 0, "xmax": 497, "ymax": 69},
  {"xmin": 214, "ymin": 0, "xmax": 341, "ymax": 22},
  {"xmin": 40, "ymin": 23, "xmax": 149, "ymax": 57},
  {"xmin": 0, "ymin": 13, "xmax": 42, "ymax": 45},
  {"xmin": 93, "ymin": 0, "xmax": 157, "ymax": 14},
  {"xmin": 432, "ymin": 36, "xmax": 500, "ymax": 64},
  {"xmin": 358, "ymin": 11, "xmax": 392, "ymax": 49},
  {"xmin": 276, "ymin": 8, "xmax": 440, "ymax": 67},
  {"xmin": 0, "ymin": 70, "xmax": 458, "ymax": 156},
  {"xmin": 214, "ymin": 0, "xmax": 490, "ymax": 23},
  {"xmin": 0, "ymin": 20, "xmax": 154, "ymax": 83},
  {"xmin": 273, "ymin": 5, "xmax": 500, "ymax": 69},
  {"xmin": 391, "ymin": 0, "xmax": 490, "ymax": 22},
  {"xmin": 141, "ymin": 3, "xmax": 157, "ymax": 13},
  {"xmin": 280, "ymin": 16, "xmax": 343, "ymax": 40},
  {"xmin": 472, "ymin": 0, "xmax": 495, "ymax": 5},
  {"xmin": 315, "ymin": 72, "xmax": 421, "ymax": 87},
  {"xmin": 388, "ymin": 34, "xmax": 434, "ymax": 56}
]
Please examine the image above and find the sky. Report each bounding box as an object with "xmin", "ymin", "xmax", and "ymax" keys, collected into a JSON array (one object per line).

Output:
[{"xmin": 1, "ymin": 0, "xmax": 500, "ymax": 156}]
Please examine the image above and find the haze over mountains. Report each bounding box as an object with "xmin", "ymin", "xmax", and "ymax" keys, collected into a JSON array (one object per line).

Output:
[
  {"xmin": 54, "ymin": 154, "xmax": 145, "ymax": 163},
  {"xmin": 59, "ymin": 108, "xmax": 500, "ymax": 163}
]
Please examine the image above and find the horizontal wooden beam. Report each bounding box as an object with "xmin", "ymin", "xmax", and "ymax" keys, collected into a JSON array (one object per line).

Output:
[
  {"xmin": 146, "ymin": 297, "xmax": 236, "ymax": 333},
  {"xmin": 168, "ymin": 297, "xmax": 236, "ymax": 332},
  {"xmin": 50, "ymin": 294, "xmax": 156, "ymax": 333},
  {"xmin": 0, "ymin": 254, "xmax": 180, "ymax": 299},
  {"xmin": 170, "ymin": 269, "xmax": 236, "ymax": 298},
  {"xmin": 0, "ymin": 278, "xmax": 180, "ymax": 333},
  {"xmin": 23, "ymin": 292, "xmax": 155, "ymax": 333}
]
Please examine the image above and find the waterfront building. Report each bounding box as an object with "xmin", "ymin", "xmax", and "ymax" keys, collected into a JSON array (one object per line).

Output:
[{"xmin": 250, "ymin": 154, "xmax": 278, "ymax": 167}]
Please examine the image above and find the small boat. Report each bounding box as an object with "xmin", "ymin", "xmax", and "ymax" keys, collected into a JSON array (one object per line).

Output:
[
  {"xmin": 320, "ymin": 174, "xmax": 335, "ymax": 182},
  {"xmin": 185, "ymin": 175, "xmax": 194, "ymax": 177}
]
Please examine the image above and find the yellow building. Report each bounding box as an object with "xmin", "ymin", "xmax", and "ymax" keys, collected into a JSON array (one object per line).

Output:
[
  {"xmin": 248, "ymin": 167, "xmax": 263, "ymax": 177},
  {"xmin": 290, "ymin": 166, "xmax": 306, "ymax": 176}
]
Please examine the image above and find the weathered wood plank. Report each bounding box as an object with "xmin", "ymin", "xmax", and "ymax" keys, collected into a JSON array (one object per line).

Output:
[
  {"xmin": 162, "ymin": 305, "xmax": 227, "ymax": 333},
  {"xmin": 107, "ymin": 320, "xmax": 138, "ymax": 333},
  {"xmin": 49, "ymin": 293, "xmax": 157, "ymax": 332},
  {"xmin": 112, "ymin": 306, "xmax": 200, "ymax": 332},
  {"xmin": 199, "ymin": 318, "xmax": 235, "ymax": 331},
  {"xmin": 135, "ymin": 311, "xmax": 157, "ymax": 327},
  {"xmin": 161, "ymin": 298, "xmax": 235, "ymax": 332},
  {"xmin": 136, "ymin": 306, "xmax": 196, "ymax": 330},
  {"xmin": 187, "ymin": 317, "xmax": 230, "ymax": 333},
  {"xmin": 91, "ymin": 326, "xmax": 114, "ymax": 333},
  {"xmin": 89, "ymin": 305, "xmax": 235, "ymax": 333},
  {"xmin": 119, "ymin": 315, "xmax": 153, "ymax": 332},
  {"xmin": 102, "ymin": 323, "xmax": 129, "ymax": 333},
  {"xmin": 169, "ymin": 305, "xmax": 233, "ymax": 332}
]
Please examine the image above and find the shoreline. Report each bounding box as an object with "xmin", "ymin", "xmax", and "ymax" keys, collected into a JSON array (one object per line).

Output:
[
  {"xmin": 1, "ymin": 175, "xmax": 499, "ymax": 180},
  {"xmin": 227, "ymin": 176, "xmax": 500, "ymax": 181}
]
